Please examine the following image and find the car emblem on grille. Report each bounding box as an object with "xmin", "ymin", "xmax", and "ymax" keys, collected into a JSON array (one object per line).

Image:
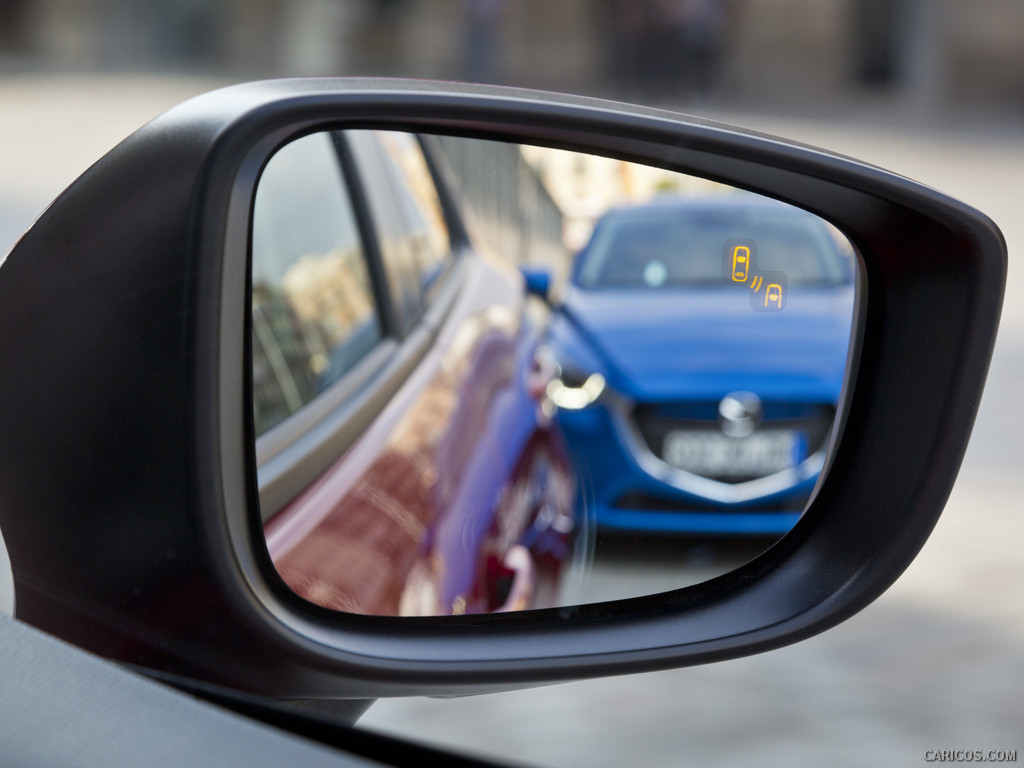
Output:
[{"xmin": 719, "ymin": 392, "xmax": 762, "ymax": 438}]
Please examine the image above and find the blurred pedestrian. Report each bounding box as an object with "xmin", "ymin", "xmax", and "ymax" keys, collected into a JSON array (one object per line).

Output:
[
  {"xmin": 463, "ymin": 0, "xmax": 508, "ymax": 84},
  {"xmin": 600, "ymin": 0, "xmax": 729, "ymax": 104},
  {"xmin": 674, "ymin": 0, "xmax": 727, "ymax": 99}
]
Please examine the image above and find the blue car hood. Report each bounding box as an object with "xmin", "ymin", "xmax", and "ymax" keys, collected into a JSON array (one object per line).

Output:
[{"xmin": 559, "ymin": 286, "xmax": 855, "ymax": 402}]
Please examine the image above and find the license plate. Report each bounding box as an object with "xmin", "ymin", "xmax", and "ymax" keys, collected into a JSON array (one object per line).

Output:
[{"xmin": 662, "ymin": 430, "xmax": 804, "ymax": 477}]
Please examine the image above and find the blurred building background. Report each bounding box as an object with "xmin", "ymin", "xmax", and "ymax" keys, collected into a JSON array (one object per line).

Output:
[
  {"xmin": 1, "ymin": 0, "xmax": 1022, "ymax": 117},
  {"xmin": 434, "ymin": 136, "xmax": 567, "ymax": 266},
  {"xmin": 7, "ymin": 0, "xmax": 1020, "ymax": 262}
]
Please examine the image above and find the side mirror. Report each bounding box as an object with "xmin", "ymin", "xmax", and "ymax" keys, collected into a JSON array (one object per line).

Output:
[
  {"xmin": 520, "ymin": 264, "xmax": 553, "ymax": 301},
  {"xmin": 0, "ymin": 80, "xmax": 1005, "ymax": 704}
]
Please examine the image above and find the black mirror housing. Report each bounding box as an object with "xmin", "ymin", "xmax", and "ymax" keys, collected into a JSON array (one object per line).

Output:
[{"xmin": 0, "ymin": 79, "xmax": 1005, "ymax": 701}]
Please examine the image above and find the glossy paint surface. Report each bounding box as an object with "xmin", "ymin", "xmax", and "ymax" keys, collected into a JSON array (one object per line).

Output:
[{"xmin": 265, "ymin": 255, "xmax": 575, "ymax": 616}]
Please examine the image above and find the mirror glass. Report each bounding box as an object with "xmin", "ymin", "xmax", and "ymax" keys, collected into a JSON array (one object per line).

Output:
[{"xmin": 252, "ymin": 130, "xmax": 858, "ymax": 616}]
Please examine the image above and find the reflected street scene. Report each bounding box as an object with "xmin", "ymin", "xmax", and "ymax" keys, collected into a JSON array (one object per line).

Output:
[{"xmin": 253, "ymin": 133, "xmax": 858, "ymax": 615}]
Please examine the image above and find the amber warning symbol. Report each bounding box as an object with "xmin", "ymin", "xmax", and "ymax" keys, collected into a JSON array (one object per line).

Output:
[
  {"xmin": 750, "ymin": 271, "xmax": 788, "ymax": 312},
  {"xmin": 731, "ymin": 246, "xmax": 751, "ymax": 282},
  {"xmin": 722, "ymin": 240, "xmax": 787, "ymax": 312},
  {"xmin": 722, "ymin": 239, "xmax": 757, "ymax": 286}
]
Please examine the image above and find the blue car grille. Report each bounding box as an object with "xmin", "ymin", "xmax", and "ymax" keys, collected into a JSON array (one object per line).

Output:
[{"xmin": 631, "ymin": 402, "xmax": 836, "ymax": 484}]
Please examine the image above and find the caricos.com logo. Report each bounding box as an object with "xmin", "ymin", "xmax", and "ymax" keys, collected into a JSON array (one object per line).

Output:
[{"xmin": 924, "ymin": 750, "xmax": 1017, "ymax": 763}]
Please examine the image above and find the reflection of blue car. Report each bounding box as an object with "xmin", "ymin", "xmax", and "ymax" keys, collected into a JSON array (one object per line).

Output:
[{"xmin": 538, "ymin": 196, "xmax": 856, "ymax": 536}]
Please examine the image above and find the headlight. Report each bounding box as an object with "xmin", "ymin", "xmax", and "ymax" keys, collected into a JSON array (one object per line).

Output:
[
  {"xmin": 546, "ymin": 372, "xmax": 606, "ymax": 410},
  {"xmin": 539, "ymin": 316, "xmax": 609, "ymax": 410}
]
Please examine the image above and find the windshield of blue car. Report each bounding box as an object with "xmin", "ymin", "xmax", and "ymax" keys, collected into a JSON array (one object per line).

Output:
[{"xmin": 574, "ymin": 201, "xmax": 850, "ymax": 289}]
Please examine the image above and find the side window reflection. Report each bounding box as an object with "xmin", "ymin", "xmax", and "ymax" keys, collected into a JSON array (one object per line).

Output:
[
  {"xmin": 374, "ymin": 131, "xmax": 453, "ymax": 298},
  {"xmin": 346, "ymin": 130, "xmax": 453, "ymax": 330},
  {"xmin": 251, "ymin": 132, "xmax": 382, "ymax": 436}
]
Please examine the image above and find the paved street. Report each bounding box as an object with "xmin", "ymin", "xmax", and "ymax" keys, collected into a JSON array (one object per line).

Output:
[{"xmin": 3, "ymin": 77, "xmax": 1021, "ymax": 767}]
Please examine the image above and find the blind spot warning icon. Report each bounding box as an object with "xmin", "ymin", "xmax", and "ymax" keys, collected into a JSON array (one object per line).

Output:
[
  {"xmin": 722, "ymin": 239, "xmax": 757, "ymax": 286},
  {"xmin": 731, "ymin": 246, "xmax": 750, "ymax": 282},
  {"xmin": 751, "ymin": 271, "xmax": 788, "ymax": 312}
]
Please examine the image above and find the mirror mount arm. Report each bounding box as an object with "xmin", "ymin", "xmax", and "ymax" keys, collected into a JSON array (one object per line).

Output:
[{"xmin": 520, "ymin": 265, "xmax": 553, "ymax": 303}]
